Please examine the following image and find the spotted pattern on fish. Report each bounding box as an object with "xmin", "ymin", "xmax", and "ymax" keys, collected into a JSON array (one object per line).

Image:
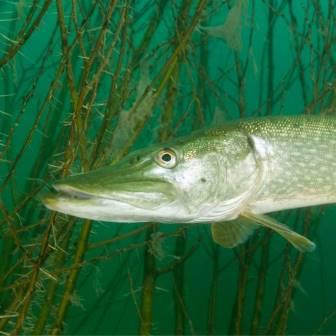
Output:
[{"xmin": 236, "ymin": 115, "xmax": 336, "ymax": 212}]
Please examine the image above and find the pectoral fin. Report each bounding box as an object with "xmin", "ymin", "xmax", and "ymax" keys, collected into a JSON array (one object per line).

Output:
[
  {"xmin": 211, "ymin": 219, "xmax": 258, "ymax": 248},
  {"xmin": 241, "ymin": 211, "xmax": 315, "ymax": 252}
]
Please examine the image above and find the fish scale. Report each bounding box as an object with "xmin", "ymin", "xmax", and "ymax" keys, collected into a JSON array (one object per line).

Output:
[{"xmin": 235, "ymin": 116, "xmax": 336, "ymax": 214}]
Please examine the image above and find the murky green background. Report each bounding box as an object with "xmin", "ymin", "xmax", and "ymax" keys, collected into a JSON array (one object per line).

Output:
[{"xmin": 0, "ymin": 1, "xmax": 335, "ymax": 335}]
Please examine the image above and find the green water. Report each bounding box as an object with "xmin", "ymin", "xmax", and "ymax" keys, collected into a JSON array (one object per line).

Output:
[{"xmin": 0, "ymin": 0, "xmax": 335, "ymax": 335}]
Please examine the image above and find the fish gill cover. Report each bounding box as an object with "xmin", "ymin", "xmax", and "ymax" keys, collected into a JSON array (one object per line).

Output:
[{"xmin": 0, "ymin": 0, "xmax": 335, "ymax": 335}]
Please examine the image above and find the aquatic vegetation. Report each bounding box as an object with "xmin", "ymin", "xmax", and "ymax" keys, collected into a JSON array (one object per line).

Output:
[
  {"xmin": 200, "ymin": 0, "xmax": 248, "ymax": 51},
  {"xmin": 0, "ymin": 0, "xmax": 335, "ymax": 335}
]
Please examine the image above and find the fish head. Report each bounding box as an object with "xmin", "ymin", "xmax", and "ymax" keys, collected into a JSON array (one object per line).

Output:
[{"xmin": 42, "ymin": 129, "xmax": 258, "ymax": 223}]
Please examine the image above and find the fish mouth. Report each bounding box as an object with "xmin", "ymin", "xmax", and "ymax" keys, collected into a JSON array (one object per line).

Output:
[
  {"xmin": 41, "ymin": 180, "xmax": 175, "ymax": 210},
  {"xmin": 54, "ymin": 184, "xmax": 97, "ymax": 200},
  {"xmin": 41, "ymin": 159, "xmax": 177, "ymax": 219},
  {"xmin": 40, "ymin": 180, "xmax": 179, "ymax": 223},
  {"xmin": 41, "ymin": 184, "xmax": 105, "ymax": 208}
]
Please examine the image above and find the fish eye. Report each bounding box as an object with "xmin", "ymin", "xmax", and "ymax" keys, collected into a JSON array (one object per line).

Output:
[{"xmin": 155, "ymin": 148, "xmax": 177, "ymax": 168}]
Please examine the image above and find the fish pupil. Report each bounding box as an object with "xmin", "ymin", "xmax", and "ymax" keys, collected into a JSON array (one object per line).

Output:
[{"xmin": 161, "ymin": 153, "xmax": 171, "ymax": 162}]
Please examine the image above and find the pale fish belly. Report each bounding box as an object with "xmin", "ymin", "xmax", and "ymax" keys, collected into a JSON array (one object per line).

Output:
[{"xmin": 242, "ymin": 116, "xmax": 336, "ymax": 214}]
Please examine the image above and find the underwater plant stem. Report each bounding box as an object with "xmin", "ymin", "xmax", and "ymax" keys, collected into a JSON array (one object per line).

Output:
[
  {"xmin": 266, "ymin": 0, "xmax": 274, "ymax": 115},
  {"xmin": 264, "ymin": 243, "xmax": 291, "ymax": 334},
  {"xmin": 264, "ymin": 211, "xmax": 312, "ymax": 334},
  {"xmin": 56, "ymin": 0, "xmax": 78, "ymax": 108},
  {"xmin": 101, "ymin": 0, "xmax": 168, "ymax": 163},
  {"xmin": 0, "ymin": 0, "xmax": 52, "ymax": 69},
  {"xmin": 156, "ymin": 239, "xmax": 198, "ymax": 276},
  {"xmin": 276, "ymin": 211, "xmax": 313, "ymax": 334},
  {"xmin": 276, "ymin": 253, "xmax": 305, "ymax": 335},
  {"xmin": 229, "ymin": 246, "xmax": 253, "ymax": 335},
  {"xmin": 90, "ymin": 3, "xmax": 130, "ymax": 165},
  {"xmin": 196, "ymin": 37, "xmax": 208, "ymax": 126},
  {"xmin": 235, "ymin": 56, "xmax": 245, "ymax": 118},
  {"xmin": 79, "ymin": 3, "xmax": 129, "ymax": 168},
  {"xmin": 61, "ymin": 0, "xmax": 117, "ymax": 175},
  {"xmin": 87, "ymin": 3, "xmax": 128, "ymax": 95},
  {"xmin": 207, "ymin": 245, "xmax": 219, "ymax": 335},
  {"xmin": 0, "ymin": 234, "xmax": 14, "ymax": 292},
  {"xmin": 0, "ymin": 59, "xmax": 66, "ymax": 192},
  {"xmin": 88, "ymin": 224, "xmax": 151, "ymax": 250},
  {"xmin": 131, "ymin": 0, "xmax": 169, "ymax": 67},
  {"xmin": 12, "ymin": 213, "xmax": 56, "ymax": 334},
  {"xmin": 32, "ymin": 224, "xmax": 74, "ymax": 335},
  {"xmin": 159, "ymin": 66, "xmax": 178, "ymax": 141},
  {"xmin": 139, "ymin": 225, "xmax": 157, "ymax": 336},
  {"xmin": 173, "ymin": 233, "xmax": 187, "ymax": 335},
  {"xmin": 76, "ymin": 0, "xmax": 117, "ymax": 94},
  {"xmin": 235, "ymin": 257, "xmax": 249, "ymax": 334},
  {"xmin": 154, "ymin": 0, "xmax": 208, "ymax": 98},
  {"xmin": 0, "ymin": 294, "xmax": 21, "ymax": 331},
  {"xmin": 116, "ymin": 0, "xmax": 209, "ymax": 161},
  {"xmin": 51, "ymin": 219, "xmax": 92, "ymax": 335},
  {"xmin": 288, "ymin": 0, "xmax": 307, "ymax": 107},
  {"xmin": 0, "ymin": 204, "xmax": 31, "ymax": 264},
  {"xmin": 250, "ymin": 232, "xmax": 271, "ymax": 334}
]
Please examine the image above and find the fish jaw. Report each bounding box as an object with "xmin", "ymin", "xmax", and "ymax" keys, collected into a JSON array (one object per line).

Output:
[
  {"xmin": 41, "ymin": 181, "xmax": 181, "ymax": 222},
  {"xmin": 40, "ymin": 153, "xmax": 183, "ymax": 222}
]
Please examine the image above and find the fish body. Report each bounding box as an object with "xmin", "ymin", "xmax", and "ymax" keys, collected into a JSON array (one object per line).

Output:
[
  {"xmin": 42, "ymin": 115, "xmax": 336, "ymax": 252},
  {"xmin": 238, "ymin": 116, "xmax": 336, "ymax": 213}
]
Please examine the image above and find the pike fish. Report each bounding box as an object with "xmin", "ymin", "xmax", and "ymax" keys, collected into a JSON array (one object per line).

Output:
[{"xmin": 42, "ymin": 115, "xmax": 336, "ymax": 252}]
